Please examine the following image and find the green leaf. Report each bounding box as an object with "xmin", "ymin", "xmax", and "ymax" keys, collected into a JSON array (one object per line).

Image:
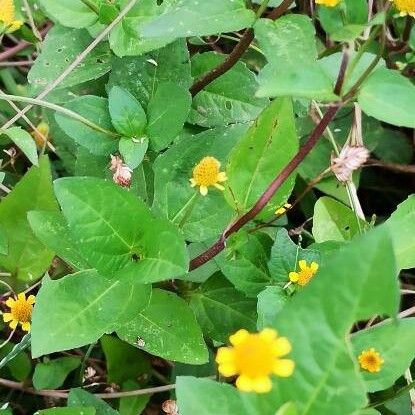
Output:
[
  {"xmin": 68, "ymin": 389, "xmax": 119, "ymax": 415},
  {"xmin": 188, "ymin": 52, "xmax": 267, "ymax": 127},
  {"xmin": 358, "ymin": 68, "xmax": 415, "ymax": 128},
  {"xmin": 146, "ymin": 82, "xmax": 191, "ymax": 150},
  {"xmin": 255, "ymin": 16, "xmax": 337, "ymax": 101},
  {"xmin": 28, "ymin": 210, "xmax": 91, "ymax": 271},
  {"xmin": 268, "ymin": 228, "xmax": 321, "ymax": 283},
  {"xmin": 0, "ymin": 156, "xmax": 58, "ymax": 281},
  {"xmin": 152, "ymin": 124, "xmax": 248, "ymax": 242},
  {"xmin": 100, "ymin": 335, "xmax": 150, "ymax": 385},
  {"xmin": 385, "ymin": 195, "xmax": 415, "ymax": 270},
  {"xmin": 117, "ymin": 289, "xmax": 208, "ymax": 364},
  {"xmin": 226, "ymin": 98, "xmax": 298, "ymax": 215},
  {"xmin": 2, "ymin": 127, "xmax": 38, "ymax": 166},
  {"xmin": 33, "ymin": 356, "xmax": 81, "ymax": 390},
  {"xmin": 109, "ymin": 87, "xmax": 147, "ymax": 137},
  {"xmin": 118, "ymin": 137, "xmax": 148, "ymax": 170},
  {"xmin": 312, "ymin": 197, "xmax": 365, "ymax": 242},
  {"xmin": 37, "ymin": 409, "xmax": 95, "ymax": 415},
  {"xmin": 0, "ymin": 340, "xmax": 31, "ymax": 381},
  {"xmin": 55, "ymin": 96, "xmax": 117, "ymax": 156},
  {"xmin": 142, "ymin": 0, "xmax": 255, "ymax": 38},
  {"xmin": 109, "ymin": 0, "xmax": 175, "ymax": 57},
  {"xmin": 119, "ymin": 381, "xmax": 150, "ymax": 415},
  {"xmin": 257, "ymin": 286, "xmax": 287, "ymax": 330},
  {"xmin": 107, "ymin": 39, "xmax": 192, "ymax": 109},
  {"xmin": 38, "ymin": 0, "xmax": 98, "ymax": 28},
  {"xmin": 31, "ymin": 270, "xmax": 151, "ymax": 357},
  {"xmin": 266, "ymin": 228, "xmax": 399, "ymax": 415},
  {"xmin": 54, "ymin": 177, "xmax": 188, "ymax": 281},
  {"xmin": 351, "ymin": 319, "xmax": 415, "ymax": 392},
  {"xmin": 28, "ymin": 26, "xmax": 111, "ymax": 95},
  {"xmin": 189, "ymin": 274, "xmax": 257, "ymax": 343}
]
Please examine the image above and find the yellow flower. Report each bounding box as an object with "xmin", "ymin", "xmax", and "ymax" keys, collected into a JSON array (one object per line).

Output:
[
  {"xmin": 0, "ymin": 0, "xmax": 23, "ymax": 33},
  {"xmin": 189, "ymin": 156, "xmax": 227, "ymax": 196},
  {"xmin": 216, "ymin": 328, "xmax": 294, "ymax": 393},
  {"xmin": 289, "ymin": 260, "xmax": 319, "ymax": 287},
  {"xmin": 315, "ymin": 0, "xmax": 341, "ymax": 6},
  {"xmin": 358, "ymin": 348, "xmax": 384, "ymax": 373},
  {"xmin": 2, "ymin": 292, "xmax": 35, "ymax": 332},
  {"xmin": 391, "ymin": 0, "xmax": 415, "ymax": 17},
  {"xmin": 275, "ymin": 203, "xmax": 292, "ymax": 216}
]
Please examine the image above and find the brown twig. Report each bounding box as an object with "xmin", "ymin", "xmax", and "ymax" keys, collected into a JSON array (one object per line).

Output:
[
  {"xmin": 189, "ymin": 0, "xmax": 294, "ymax": 97},
  {"xmin": 365, "ymin": 159, "xmax": 415, "ymax": 174}
]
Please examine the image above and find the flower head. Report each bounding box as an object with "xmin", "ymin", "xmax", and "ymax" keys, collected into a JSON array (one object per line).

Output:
[
  {"xmin": 358, "ymin": 348, "xmax": 384, "ymax": 373},
  {"xmin": 0, "ymin": 0, "xmax": 23, "ymax": 33},
  {"xmin": 216, "ymin": 328, "xmax": 294, "ymax": 393},
  {"xmin": 289, "ymin": 260, "xmax": 319, "ymax": 287},
  {"xmin": 331, "ymin": 145, "xmax": 370, "ymax": 183},
  {"xmin": 315, "ymin": 0, "xmax": 341, "ymax": 7},
  {"xmin": 391, "ymin": 0, "xmax": 415, "ymax": 17},
  {"xmin": 190, "ymin": 156, "xmax": 227, "ymax": 196},
  {"xmin": 110, "ymin": 155, "xmax": 133, "ymax": 188},
  {"xmin": 275, "ymin": 203, "xmax": 292, "ymax": 216},
  {"xmin": 2, "ymin": 292, "xmax": 35, "ymax": 332}
]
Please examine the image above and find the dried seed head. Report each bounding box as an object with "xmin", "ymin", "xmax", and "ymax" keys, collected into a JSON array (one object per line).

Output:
[
  {"xmin": 331, "ymin": 145, "xmax": 370, "ymax": 183},
  {"xmin": 162, "ymin": 400, "xmax": 179, "ymax": 415}
]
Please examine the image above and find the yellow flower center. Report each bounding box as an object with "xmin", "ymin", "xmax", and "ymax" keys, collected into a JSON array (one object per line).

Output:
[
  {"xmin": 216, "ymin": 329, "xmax": 294, "ymax": 393},
  {"xmin": 10, "ymin": 297, "xmax": 33, "ymax": 323},
  {"xmin": 315, "ymin": 0, "xmax": 341, "ymax": 7},
  {"xmin": 192, "ymin": 157, "xmax": 222, "ymax": 187},
  {"xmin": 393, "ymin": 0, "xmax": 415, "ymax": 16},
  {"xmin": 0, "ymin": 0, "xmax": 15, "ymax": 26},
  {"xmin": 358, "ymin": 348, "xmax": 384, "ymax": 373}
]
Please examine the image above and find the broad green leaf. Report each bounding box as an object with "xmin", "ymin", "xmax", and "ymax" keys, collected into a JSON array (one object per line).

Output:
[
  {"xmin": 33, "ymin": 356, "xmax": 81, "ymax": 390},
  {"xmin": 68, "ymin": 389, "xmax": 119, "ymax": 415},
  {"xmin": 255, "ymin": 16, "xmax": 337, "ymax": 101},
  {"xmin": 312, "ymin": 197, "xmax": 365, "ymax": 243},
  {"xmin": 28, "ymin": 26, "xmax": 111, "ymax": 95},
  {"xmin": 152, "ymin": 124, "xmax": 248, "ymax": 242},
  {"xmin": 28, "ymin": 210, "xmax": 91, "ymax": 271},
  {"xmin": 2, "ymin": 127, "xmax": 38, "ymax": 166},
  {"xmin": 351, "ymin": 319, "xmax": 415, "ymax": 392},
  {"xmin": 384, "ymin": 394, "xmax": 411, "ymax": 415},
  {"xmin": 100, "ymin": 335, "xmax": 150, "ymax": 385},
  {"xmin": 257, "ymin": 286, "xmax": 287, "ymax": 330},
  {"xmin": 118, "ymin": 137, "xmax": 148, "ymax": 169},
  {"xmin": 358, "ymin": 68, "xmax": 415, "ymax": 128},
  {"xmin": 118, "ymin": 289, "xmax": 208, "ymax": 364},
  {"xmin": 38, "ymin": 0, "xmax": 98, "ymax": 28},
  {"xmin": 107, "ymin": 39, "xmax": 192, "ymax": 109},
  {"xmin": 188, "ymin": 52, "xmax": 267, "ymax": 127},
  {"xmin": 109, "ymin": 87, "xmax": 147, "ymax": 137},
  {"xmin": 226, "ymin": 98, "xmax": 298, "ymax": 215},
  {"xmin": 385, "ymin": 195, "xmax": 415, "ymax": 270},
  {"xmin": 37, "ymin": 409, "xmax": 95, "ymax": 415},
  {"xmin": 31, "ymin": 270, "xmax": 151, "ymax": 357},
  {"xmin": 119, "ymin": 381, "xmax": 150, "ymax": 415},
  {"xmin": 0, "ymin": 157, "xmax": 58, "ymax": 281},
  {"xmin": 142, "ymin": 0, "xmax": 255, "ymax": 38},
  {"xmin": 54, "ymin": 177, "xmax": 188, "ymax": 281},
  {"xmin": 146, "ymin": 82, "xmax": 191, "ymax": 150},
  {"xmin": 189, "ymin": 274, "xmax": 257, "ymax": 343},
  {"xmin": 266, "ymin": 228, "xmax": 399, "ymax": 415},
  {"xmin": 268, "ymin": 228, "xmax": 321, "ymax": 283},
  {"xmin": 109, "ymin": 0, "xmax": 175, "ymax": 57},
  {"xmin": 0, "ymin": 340, "xmax": 31, "ymax": 381}
]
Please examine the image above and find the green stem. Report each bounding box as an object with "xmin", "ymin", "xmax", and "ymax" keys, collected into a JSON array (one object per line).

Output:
[
  {"xmin": 255, "ymin": 0, "xmax": 272, "ymax": 18},
  {"xmin": 172, "ymin": 192, "xmax": 200, "ymax": 228},
  {"xmin": 0, "ymin": 94, "xmax": 119, "ymax": 138},
  {"xmin": 79, "ymin": 342, "xmax": 96, "ymax": 385}
]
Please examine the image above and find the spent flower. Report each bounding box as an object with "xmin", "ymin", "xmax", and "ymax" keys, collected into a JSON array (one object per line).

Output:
[{"xmin": 110, "ymin": 155, "xmax": 133, "ymax": 188}]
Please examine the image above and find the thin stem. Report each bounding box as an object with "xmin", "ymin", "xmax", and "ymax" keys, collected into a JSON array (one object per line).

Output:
[
  {"xmin": 0, "ymin": 94, "xmax": 119, "ymax": 137},
  {"xmin": 22, "ymin": 0, "xmax": 42, "ymax": 43},
  {"xmin": 172, "ymin": 192, "xmax": 200, "ymax": 228},
  {"xmin": 0, "ymin": 0, "xmax": 138, "ymax": 131},
  {"xmin": 79, "ymin": 343, "xmax": 96, "ymax": 385}
]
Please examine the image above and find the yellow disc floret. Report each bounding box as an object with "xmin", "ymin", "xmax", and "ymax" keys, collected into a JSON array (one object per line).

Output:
[
  {"xmin": 358, "ymin": 348, "xmax": 384, "ymax": 373},
  {"xmin": 391, "ymin": 0, "xmax": 415, "ymax": 17},
  {"xmin": 190, "ymin": 156, "xmax": 227, "ymax": 196},
  {"xmin": 2, "ymin": 292, "xmax": 35, "ymax": 332},
  {"xmin": 216, "ymin": 328, "xmax": 294, "ymax": 393},
  {"xmin": 289, "ymin": 260, "xmax": 319, "ymax": 287},
  {"xmin": 315, "ymin": 0, "xmax": 341, "ymax": 7},
  {"xmin": 0, "ymin": 0, "xmax": 23, "ymax": 33}
]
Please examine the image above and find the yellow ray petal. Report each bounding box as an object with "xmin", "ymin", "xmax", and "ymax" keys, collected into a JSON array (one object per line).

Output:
[{"xmin": 273, "ymin": 359, "xmax": 295, "ymax": 377}]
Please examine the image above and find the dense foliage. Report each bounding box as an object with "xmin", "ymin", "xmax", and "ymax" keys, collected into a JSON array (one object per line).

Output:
[{"xmin": 0, "ymin": 0, "xmax": 415, "ymax": 414}]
